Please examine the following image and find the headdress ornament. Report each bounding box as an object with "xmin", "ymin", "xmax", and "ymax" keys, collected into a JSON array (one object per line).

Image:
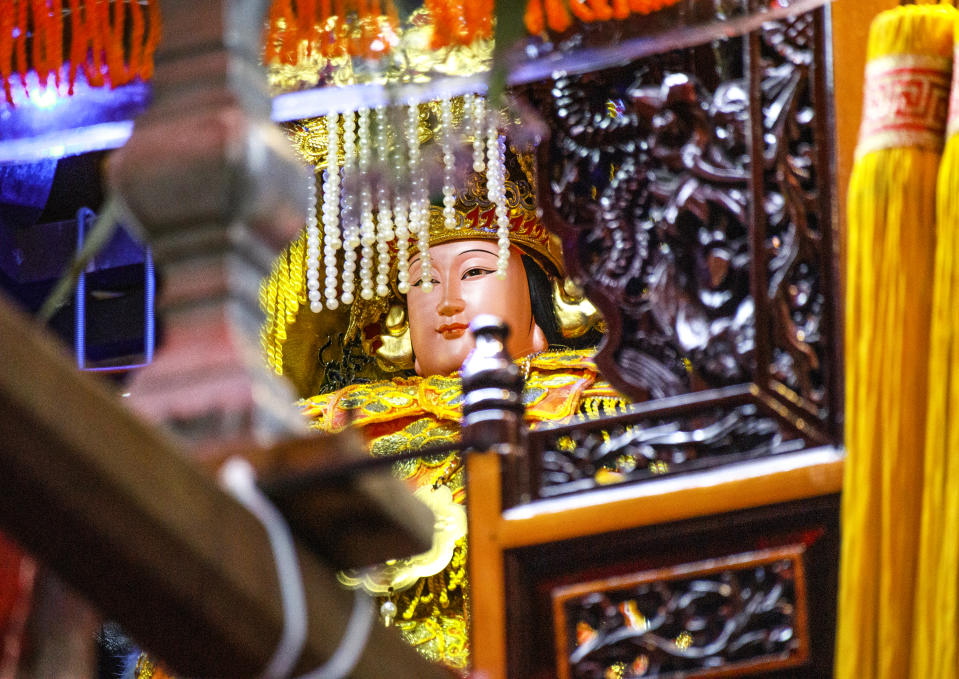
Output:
[{"xmin": 261, "ymin": 93, "xmax": 565, "ymax": 396}]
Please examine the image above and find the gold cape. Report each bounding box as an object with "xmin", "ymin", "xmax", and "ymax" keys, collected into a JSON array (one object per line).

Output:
[{"xmin": 300, "ymin": 348, "xmax": 627, "ymax": 671}]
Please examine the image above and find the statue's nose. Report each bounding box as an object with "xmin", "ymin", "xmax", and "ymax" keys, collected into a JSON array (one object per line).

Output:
[{"xmin": 437, "ymin": 282, "xmax": 465, "ymax": 316}]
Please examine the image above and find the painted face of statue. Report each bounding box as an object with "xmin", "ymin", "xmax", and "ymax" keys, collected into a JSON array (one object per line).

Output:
[{"xmin": 406, "ymin": 240, "xmax": 548, "ymax": 376}]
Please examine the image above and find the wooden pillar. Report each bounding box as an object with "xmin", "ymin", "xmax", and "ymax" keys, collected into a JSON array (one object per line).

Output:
[
  {"xmin": 107, "ymin": 0, "xmax": 310, "ymax": 454},
  {"xmin": 461, "ymin": 316, "xmax": 525, "ymax": 679},
  {"xmin": 0, "ymin": 295, "xmax": 444, "ymax": 679}
]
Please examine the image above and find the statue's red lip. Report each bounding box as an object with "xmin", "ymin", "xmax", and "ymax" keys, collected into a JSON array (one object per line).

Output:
[{"xmin": 437, "ymin": 323, "xmax": 468, "ymax": 337}]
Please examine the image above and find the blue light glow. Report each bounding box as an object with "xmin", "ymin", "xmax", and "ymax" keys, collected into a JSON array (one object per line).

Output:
[
  {"xmin": 0, "ymin": 68, "xmax": 150, "ymax": 164},
  {"xmin": 33, "ymin": 87, "xmax": 59, "ymax": 110}
]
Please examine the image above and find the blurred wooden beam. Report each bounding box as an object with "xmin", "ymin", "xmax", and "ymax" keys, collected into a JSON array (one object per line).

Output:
[{"xmin": 0, "ymin": 293, "xmax": 445, "ymax": 679}]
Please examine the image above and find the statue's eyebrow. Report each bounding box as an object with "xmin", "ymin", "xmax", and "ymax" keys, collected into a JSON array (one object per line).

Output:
[{"xmin": 408, "ymin": 247, "xmax": 498, "ymax": 272}]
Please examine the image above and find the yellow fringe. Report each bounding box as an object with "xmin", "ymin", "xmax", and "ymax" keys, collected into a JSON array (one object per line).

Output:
[
  {"xmin": 911, "ymin": 34, "xmax": 959, "ymax": 678},
  {"xmin": 837, "ymin": 6, "xmax": 956, "ymax": 679}
]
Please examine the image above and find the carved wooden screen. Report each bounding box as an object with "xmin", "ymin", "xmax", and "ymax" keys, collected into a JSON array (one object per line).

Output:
[
  {"xmin": 462, "ymin": 5, "xmax": 843, "ymax": 678},
  {"xmin": 516, "ymin": 3, "xmax": 841, "ymax": 504}
]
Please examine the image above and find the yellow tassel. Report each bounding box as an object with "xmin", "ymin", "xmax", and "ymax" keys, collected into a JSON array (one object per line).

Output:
[
  {"xmin": 837, "ymin": 6, "xmax": 956, "ymax": 679},
  {"xmin": 911, "ymin": 19, "xmax": 959, "ymax": 678}
]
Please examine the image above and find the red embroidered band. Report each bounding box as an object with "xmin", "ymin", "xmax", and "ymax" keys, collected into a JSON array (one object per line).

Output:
[
  {"xmin": 857, "ymin": 53, "xmax": 952, "ymax": 158},
  {"xmin": 948, "ymin": 46, "xmax": 959, "ymax": 139}
]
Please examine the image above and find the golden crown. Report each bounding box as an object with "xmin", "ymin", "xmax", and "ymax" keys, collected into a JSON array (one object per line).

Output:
[{"xmin": 261, "ymin": 94, "xmax": 564, "ymax": 394}]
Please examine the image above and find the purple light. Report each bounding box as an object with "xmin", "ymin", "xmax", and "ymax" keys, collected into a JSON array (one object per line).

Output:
[
  {"xmin": 33, "ymin": 87, "xmax": 59, "ymax": 110},
  {"xmin": 0, "ymin": 68, "xmax": 150, "ymax": 163}
]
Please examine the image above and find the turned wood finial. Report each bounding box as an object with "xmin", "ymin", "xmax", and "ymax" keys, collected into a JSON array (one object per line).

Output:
[{"xmin": 461, "ymin": 315, "xmax": 526, "ymax": 452}]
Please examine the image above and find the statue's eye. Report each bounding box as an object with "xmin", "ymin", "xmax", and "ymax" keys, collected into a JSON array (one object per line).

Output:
[
  {"xmin": 411, "ymin": 277, "xmax": 440, "ymax": 287},
  {"xmin": 462, "ymin": 267, "xmax": 494, "ymax": 280}
]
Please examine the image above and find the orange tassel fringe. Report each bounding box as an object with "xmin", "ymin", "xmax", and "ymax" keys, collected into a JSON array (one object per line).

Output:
[
  {"xmin": 523, "ymin": 0, "xmax": 683, "ymax": 35},
  {"xmin": 265, "ymin": 0, "xmax": 402, "ymax": 65},
  {"xmin": 264, "ymin": 0, "xmax": 678, "ymax": 68},
  {"xmin": 1, "ymin": 0, "xmax": 162, "ymax": 106}
]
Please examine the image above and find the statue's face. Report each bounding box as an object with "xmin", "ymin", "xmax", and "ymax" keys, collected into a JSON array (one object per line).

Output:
[{"xmin": 406, "ymin": 240, "xmax": 547, "ymax": 376}]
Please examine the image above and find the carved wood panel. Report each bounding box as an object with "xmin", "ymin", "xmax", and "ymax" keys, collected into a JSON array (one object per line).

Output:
[
  {"xmin": 518, "ymin": 4, "xmax": 841, "ymax": 489},
  {"xmin": 529, "ymin": 388, "xmax": 806, "ymax": 499},
  {"xmin": 502, "ymin": 495, "xmax": 839, "ymax": 679},
  {"xmin": 552, "ymin": 545, "xmax": 809, "ymax": 679}
]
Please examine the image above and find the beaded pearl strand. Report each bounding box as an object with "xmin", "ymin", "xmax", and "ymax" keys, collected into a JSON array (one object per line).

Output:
[
  {"xmin": 440, "ymin": 97, "xmax": 458, "ymax": 232},
  {"xmin": 471, "ymin": 94, "xmax": 487, "ymax": 173},
  {"xmin": 357, "ymin": 107, "xmax": 376, "ymax": 301},
  {"xmin": 340, "ymin": 110, "xmax": 358, "ymax": 306},
  {"xmin": 304, "ymin": 93, "xmax": 515, "ymax": 310},
  {"xmin": 374, "ymin": 105, "xmax": 395, "ymax": 299},
  {"xmin": 406, "ymin": 102, "xmax": 432, "ymax": 292},
  {"xmin": 306, "ymin": 169, "xmax": 322, "ymax": 312},
  {"xmin": 393, "ymin": 115, "xmax": 411, "ymax": 295},
  {"xmin": 322, "ymin": 111, "xmax": 341, "ymax": 310},
  {"xmin": 485, "ymin": 114, "xmax": 511, "ymax": 278}
]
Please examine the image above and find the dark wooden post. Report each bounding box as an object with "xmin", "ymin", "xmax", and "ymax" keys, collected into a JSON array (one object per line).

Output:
[
  {"xmin": 0, "ymin": 294, "xmax": 444, "ymax": 679},
  {"xmin": 107, "ymin": 0, "xmax": 310, "ymax": 453},
  {"xmin": 461, "ymin": 315, "xmax": 527, "ymax": 679},
  {"xmin": 461, "ymin": 314, "xmax": 529, "ymax": 505}
]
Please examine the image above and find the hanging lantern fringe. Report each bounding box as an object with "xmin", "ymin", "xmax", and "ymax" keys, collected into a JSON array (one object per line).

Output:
[
  {"xmin": 265, "ymin": 0, "xmax": 401, "ymax": 64},
  {"xmin": 0, "ymin": 0, "xmax": 161, "ymax": 106},
  {"xmin": 522, "ymin": 0, "xmax": 685, "ymax": 35},
  {"xmin": 264, "ymin": 0, "xmax": 686, "ymax": 68}
]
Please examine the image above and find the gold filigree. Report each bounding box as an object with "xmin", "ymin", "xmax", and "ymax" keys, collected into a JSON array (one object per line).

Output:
[
  {"xmin": 367, "ymin": 303, "xmax": 414, "ymax": 371},
  {"xmin": 396, "ymin": 607, "xmax": 470, "ymax": 670},
  {"xmin": 267, "ymin": 9, "xmax": 492, "ymax": 95},
  {"xmin": 338, "ymin": 484, "xmax": 467, "ymax": 594},
  {"xmin": 553, "ymin": 278, "xmax": 606, "ymax": 339}
]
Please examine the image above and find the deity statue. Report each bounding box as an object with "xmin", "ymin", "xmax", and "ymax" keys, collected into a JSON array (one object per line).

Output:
[{"xmin": 260, "ymin": 143, "xmax": 625, "ymax": 672}]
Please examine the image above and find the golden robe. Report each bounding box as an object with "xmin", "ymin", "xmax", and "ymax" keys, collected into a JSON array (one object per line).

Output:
[{"xmin": 300, "ymin": 348, "xmax": 627, "ymax": 671}]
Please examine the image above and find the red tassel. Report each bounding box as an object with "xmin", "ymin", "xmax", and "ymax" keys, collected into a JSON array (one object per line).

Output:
[
  {"xmin": 1, "ymin": 5, "xmax": 15, "ymax": 104},
  {"xmin": 104, "ymin": 0, "xmax": 125, "ymax": 86},
  {"xmin": 141, "ymin": 0, "xmax": 161, "ymax": 80},
  {"xmin": 49, "ymin": 0, "xmax": 62, "ymax": 87},
  {"xmin": 611, "ymin": 0, "xmax": 630, "ymax": 20},
  {"xmin": 524, "ymin": 0, "xmax": 546, "ymax": 35},
  {"xmin": 586, "ymin": 0, "xmax": 613, "ymax": 21},
  {"xmin": 85, "ymin": 0, "xmax": 105, "ymax": 87},
  {"xmin": 15, "ymin": 0, "xmax": 29, "ymax": 96},
  {"xmin": 31, "ymin": 0, "xmax": 48, "ymax": 88},
  {"xmin": 128, "ymin": 0, "xmax": 143, "ymax": 78},
  {"xmin": 67, "ymin": 0, "xmax": 84, "ymax": 94},
  {"xmin": 263, "ymin": 0, "xmax": 411, "ymax": 65},
  {"xmin": 544, "ymin": 0, "xmax": 572, "ymax": 32},
  {"xmin": 298, "ymin": 0, "xmax": 316, "ymax": 57}
]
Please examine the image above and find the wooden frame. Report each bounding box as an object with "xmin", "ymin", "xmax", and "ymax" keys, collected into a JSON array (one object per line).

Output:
[
  {"xmin": 466, "ymin": 446, "xmax": 841, "ymax": 679},
  {"xmin": 551, "ymin": 545, "xmax": 810, "ymax": 679}
]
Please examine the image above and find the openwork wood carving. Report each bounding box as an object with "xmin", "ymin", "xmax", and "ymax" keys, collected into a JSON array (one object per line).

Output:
[
  {"xmin": 551, "ymin": 546, "xmax": 809, "ymax": 679},
  {"xmin": 529, "ymin": 389, "xmax": 799, "ymax": 499},
  {"xmin": 520, "ymin": 5, "xmax": 840, "ymax": 459}
]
